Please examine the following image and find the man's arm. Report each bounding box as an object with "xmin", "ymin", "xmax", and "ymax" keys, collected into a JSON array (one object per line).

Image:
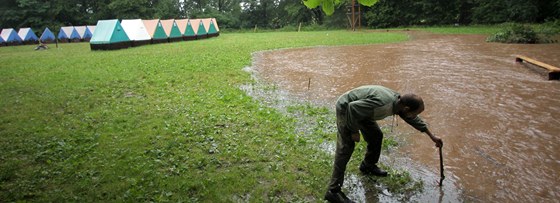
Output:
[
  {"xmin": 424, "ymin": 128, "xmax": 443, "ymax": 147},
  {"xmin": 402, "ymin": 116, "xmax": 442, "ymax": 147}
]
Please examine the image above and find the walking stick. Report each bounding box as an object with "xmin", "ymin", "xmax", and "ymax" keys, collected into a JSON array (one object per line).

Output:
[{"xmin": 438, "ymin": 145, "xmax": 445, "ymax": 186}]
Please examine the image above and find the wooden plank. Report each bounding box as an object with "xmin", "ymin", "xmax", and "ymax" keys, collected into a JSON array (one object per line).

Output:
[
  {"xmin": 515, "ymin": 55, "xmax": 560, "ymax": 80},
  {"xmin": 515, "ymin": 55, "xmax": 560, "ymax": 72}
]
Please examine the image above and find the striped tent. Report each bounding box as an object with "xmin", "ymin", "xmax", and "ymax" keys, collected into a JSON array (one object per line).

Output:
[
  {"xmin": 189, "ymin": 19, "xmax": 205, "ymax": 39},
  {"xmin": 83, "ymin": 27, "xmax": 93, "ymax": 41},
  {"xmin": 177, "ymin": 19, "xmax": 196, "ymax": 41},
  {"xmin": 18, "ymin": 28, "xmax": 39, "ymax": 44},
  {"xmin": 86, "ymin": 26, "xmax": 96, "ymax": 35},
  {"xmin": 1, "ymin": 28, "xmax": 23, "ymax": 45},
  {"xmin": 201, "ymin": 18, "xmax": 219, "ymax": 38},
  {"xmin": 143, "ymin": 19, "xmax": 168, "ymax": 44},
  {"xmin": 39, "ymin": 27, "xmax": 56, "ymax": 43},
  {"xmin": 83, "ymin": 26, "xmax": 95, "ymax": 41},
  {"xmin": 161, "ymin": 19, "xmax": 182, "ymax": 42},
  {"xmin": 75, "ymin": 26, "xmax": 87, "ymax": 41},
  {"xmin": 58, "ymin": 26, "xmax": 80, "ymax": 42},
  {"xmin": 212, "ymin": 18, "xmax": 220, "ymax": 32},
  {"xmin": 175, "ymin": 19, "xmax": 187, "ymax": 36}
]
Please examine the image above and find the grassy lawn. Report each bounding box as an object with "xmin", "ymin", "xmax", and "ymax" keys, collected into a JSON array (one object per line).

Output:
[
  {"xmin": 380, "ymin": 25, "xmax": 501, "ymax": 34},
  {"xmin": 415, "ymin": 25, "xmax": 502, "ymax": 34},
  {"xmin": 0, "ymin": 31, "xmax": 410, "ymax": 202}
]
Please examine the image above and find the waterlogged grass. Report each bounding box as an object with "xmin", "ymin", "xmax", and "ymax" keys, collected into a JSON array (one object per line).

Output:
[
  {"xmin": 285, "ymin": 103, "xmax": 421, "ymax": 197},
  {"xmin": 0, "ymin": 31, "xmax": 409, "ymax": 201}
]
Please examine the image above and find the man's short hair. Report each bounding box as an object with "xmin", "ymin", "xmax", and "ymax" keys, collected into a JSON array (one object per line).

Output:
[{"xmin": 400, "ymin": 94, "xmax": 424, "ymax": 111}]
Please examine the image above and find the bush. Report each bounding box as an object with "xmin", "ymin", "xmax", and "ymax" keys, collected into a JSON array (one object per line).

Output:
[
  {"xmin": 486, "ymin": 23, "xmax": 558, "ymax": 43},
  {"xmin": 535, "ymin": 19, "xmax": 560, "ymax": 42}
]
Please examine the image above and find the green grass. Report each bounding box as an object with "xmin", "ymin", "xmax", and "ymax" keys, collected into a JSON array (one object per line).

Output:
[
  {"xmin": 0, "ymin": 31, "xmax": 410, "ymax": 202},
  {"xmin": 416, "ymin": 25, "xmax": 502, "ymax": 34},
  {"xmin": 381, "ymin": 25, "xmax": 502, "ymax": 34}
]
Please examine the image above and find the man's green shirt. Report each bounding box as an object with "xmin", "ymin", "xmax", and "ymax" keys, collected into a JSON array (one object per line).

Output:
[{"xmin": 336, "ymin": 85, "xmax": 428, "ymax": 133}]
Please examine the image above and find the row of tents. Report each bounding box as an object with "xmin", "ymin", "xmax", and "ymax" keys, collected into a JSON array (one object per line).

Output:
[
  {"xmin": 0, "ymin": 26, "xmax": 97, "ymax": 46},
  {"xmin": 90, "ymin": 18, "xmax": 220, "ymax": 50}
]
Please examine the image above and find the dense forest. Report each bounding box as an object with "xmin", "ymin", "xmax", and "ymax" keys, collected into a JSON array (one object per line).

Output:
[{"xmin": 1, "ymin": 0, "xmax": 559, "ymax": 32}]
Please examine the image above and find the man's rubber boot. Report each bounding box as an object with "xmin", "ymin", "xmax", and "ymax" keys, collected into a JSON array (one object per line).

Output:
[
  {"xmin": 359, "ymin": 162, "xmax": 388, "ymax": 177},
  {"xmin": 324, "ymin": 189, "xmax": 354, "ymax": 203}
]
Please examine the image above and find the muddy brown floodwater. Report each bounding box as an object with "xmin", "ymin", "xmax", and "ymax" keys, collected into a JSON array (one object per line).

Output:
[{"xmin": 249, "ymin": 31, "xmax": 560, "ymax": 202}]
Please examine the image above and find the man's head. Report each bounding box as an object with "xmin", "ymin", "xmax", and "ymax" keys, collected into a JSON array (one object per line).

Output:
[{"xmin": 397, "ymin": 93, "xmax": 425, "ymax": 119}]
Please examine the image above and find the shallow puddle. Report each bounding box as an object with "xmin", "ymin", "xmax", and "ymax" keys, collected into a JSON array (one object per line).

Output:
[{"xmin": 247, "ymin": 31, "xmax": 560, "ymax": 202}]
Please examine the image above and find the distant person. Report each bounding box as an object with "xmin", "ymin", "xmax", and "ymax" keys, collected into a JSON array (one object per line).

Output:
[
  {"xmin": 35, "ymin": 42, "xmax": 48, "ymax": 51},
  {"xmin": 325, "ymin": 85, "xmax": 443, "ymax": 203}
]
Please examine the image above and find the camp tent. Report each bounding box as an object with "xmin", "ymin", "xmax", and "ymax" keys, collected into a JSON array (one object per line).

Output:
[
  {"xmin": 0, "ymin": 34, "xmax": 5, "ymax": 46},
  {"xmin": 201, "ymin": 18, "xmax": 219, "ymax": 38},
  {"xmin": 212, "ymin": 18, "xmax": 220, "ymax": 32},
  {"xmin": 76, "ymin": 25, "xmax": 94, "ymax": 41},
  {"xmin": 90, "ymin": 19, "xmax": 130, "ymax": 50},
  {"xmin": 175, "ymin": 19, "xmax": 187, "ymax": 35},
  {"xmin": 18, "ymin": 28, "xmax": 39, "ymax": 44},
  {"xmin": 121, "ymin": 19, "xmax": 151, "ymax": 47},
  {"xmin": 211, "ymin": 18, "xmax": 220, "ymax": 37},
  {"xmin": 58, "ymin": 26, "xmax": 80, "ymax": 42},
  {"xmin": 161, "ymin": 19, "xmax": 183, "ymax": 42},
  {"xmin": 83, "ymin": 26, "xmax": 93, "ymax": 41},
  {"xmin": 189, "ymin": 19, "xmax": 205, "ymax": 39},
  {"xmin": 178, "ymin": 19, "xmax": 196, "ymax": 41},
  {"xmin": 39, "ymin": 28, "xmax": 56, "ymax": 43},
  {"xmin": 189, "ymin": 19, "xmax": 200, "ymax": 40},
  {"xmin": 193, "ymin": 19, "xmax": 207, "ymax": 39},
  {"xmin": 143, "ymin": 19, "xmax": 168, "ymax": 44},
  {"xmin": 75, "ymin": 26, "xmax": 87, "ymax": 41},
  {"xmin": 86, "ymin": 25, "xmax": 96, "ymax": 35},
  {"xmin": 1, "ymin": 28, "xmax": 23, "ymax": 45},
  {"xmin": 84, "ymin": 26, "xmax": 95, "ymax": 41}
]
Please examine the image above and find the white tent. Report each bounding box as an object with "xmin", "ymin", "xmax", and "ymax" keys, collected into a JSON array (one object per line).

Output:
[
  {"xmin": 1, "ymin": 28, "xmax": 23, "ymax": 45},
  {"xmin": 18, "ymin": 27, "xmax": 38, "ymax": 44},
  {"xmin": 74, "ymin": 26, "xmax": 87, "ymax": 39},
  {"xmin": 121, "ymin": 19, "xmax": 152, "ymax": 46},
  {"xmin": 86, "ymin": 25, "xmax": 96, "ymax": 34},
  {"xmin": 58, "ymin": 26, "xmax": 80, "ymax": 42}
]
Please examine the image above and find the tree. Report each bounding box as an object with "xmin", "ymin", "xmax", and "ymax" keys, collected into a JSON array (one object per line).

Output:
[
  {"xmin": 303, "ymin": 0, "xmax": 379, "ymax": 16},
  {"xmin": 153, "ymin": 0, "xmax": 182, "ymax": 19},
  {"xmin": 471, "ymin": 0, "xmax": 538, "ymax": 24},
  {"xmin": 280, "ymin": 0, "xmax": 324, "ymax": 26}
]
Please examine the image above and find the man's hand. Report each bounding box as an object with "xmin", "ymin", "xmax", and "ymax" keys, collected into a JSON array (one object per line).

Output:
[
  {"xmin": 351, "ymin": 133, "xmax": 361, "ymax": 142},
  {"xmin": 431, "ymin": 136, "xmax": 443, "ymax": 148},
  {"xmin": 425, "ymin": 129, "xmax": 443, "ymax": 148}
]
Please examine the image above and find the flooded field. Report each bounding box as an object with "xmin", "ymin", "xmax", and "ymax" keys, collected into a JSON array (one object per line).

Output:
[{"xmin": 248, "ymin": 31, "xmax": 560, "ymax": 202}]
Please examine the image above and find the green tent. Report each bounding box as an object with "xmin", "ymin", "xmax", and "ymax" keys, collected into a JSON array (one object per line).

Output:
[
  {"xmin": 192, "ymin": 19, "xmax": 207, "ymax": 39},
  {"xmin": 161, "ymin": 19, "xmax": 182, "ymax": 42},
  {"xmin": 183, "ymin": 19, "xmax": 196, "ymax": 40},
  {"xmin": 90, "ymin": 19, "xmax": 130, "ymax": 50},
  {"xmin": 143, "ymin": 19, "xmax": 168, "ymax": 44},
  {"xmin": 202, "ymin": 18, "xmax": 219, "ymax": 38}
]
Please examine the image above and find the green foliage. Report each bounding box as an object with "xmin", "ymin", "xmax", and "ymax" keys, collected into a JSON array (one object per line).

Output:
[
  {"xmin": 471, "ymin": 0, "xmax": 538, "ymax": 24},
  {"xmin": 303, "ymin": 0, "xmax": 379, "ymax": 16},
  {"xmin": 486, "ymin": 23, "xmax": 558, "ymax": 44},
  {"xmin": 0, "ymin": 31, "xmax": 409, "ymax": 202},
  {"xmin": 536, "ymin": 19, "xmax": 560, "ymax": 41},
  {"xmin": 363, "ymin": 0, "xmax": 560, "ymax": 28},
  {"xmin": 2, "ymin": 0, "xmax": 560, "ymax": 32}
]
